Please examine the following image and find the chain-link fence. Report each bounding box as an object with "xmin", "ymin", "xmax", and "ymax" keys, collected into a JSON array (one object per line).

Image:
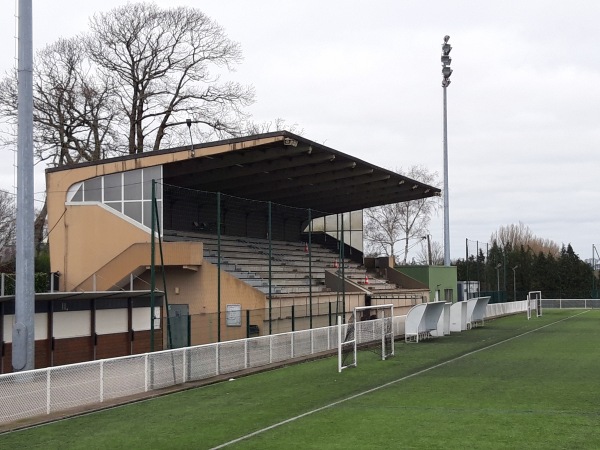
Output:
[
  {"xmin": 150, "ymin": 181, "xmax": 368, "ymax": 345},
  {"xmin": 163, "ymin": 302, "xmax": 345, "ymax": 347}
]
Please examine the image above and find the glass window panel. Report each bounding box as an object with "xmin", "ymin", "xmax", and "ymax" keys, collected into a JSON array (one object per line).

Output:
[
  {"xmin": 70, "ymin": 185, "xmax": 83, "ymax": 202},
  {"xmin": 143, "ymin": 200, "xmax": 162, "ymax": 229},
  {"xmin": 105, "ymin": 202, "xmax": 122, "ymax": 213},
  {"xmin": 143, "ymin": 166, "xmax": 162, "ymax": 200},
  {"xmin": 104, "ymin": 173, "xmax": 122, "ymax": 202},
  {"xmin": 350, "ymin": 210, "xmax": 363, "ymax": 230},
  {"xmin": 350, "ymin": 231, "xmax": 363, "ymax": 252},
  {"xmin": 124, "ymin": 170, "xmax": 142, "ymax": 201},
  {"xmin": 124, "ymin": 202, "xmax": 142, "ymax": 223},
  {"xmin": 84, "ymin": 177, "xmax": 102, "ymax": 202},
  {"xmin": 308, "ymin": 217, "xmax": 325, "ymax": 233}
]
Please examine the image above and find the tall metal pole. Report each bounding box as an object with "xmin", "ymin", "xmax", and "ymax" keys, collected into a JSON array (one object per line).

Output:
[
  {"xmin": 13, "ymin": 0, "xmax": 35, "ymax": 372},
  {"xmin": 441, "ymin": 36, "xmax": 452, "ymax": 267},
  {"xmin": 443, "ymin": 84, "xmax": 450, "ymax": 266}
]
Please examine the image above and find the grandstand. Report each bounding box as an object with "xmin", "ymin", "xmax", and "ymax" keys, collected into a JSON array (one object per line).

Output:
[
  {"xmin": 163, "ymin": 230, "xmax": 400, "ymax": 296},
  {"xmin": 0, "ymin": 131, "xmax": 441, "ymax": 372}
]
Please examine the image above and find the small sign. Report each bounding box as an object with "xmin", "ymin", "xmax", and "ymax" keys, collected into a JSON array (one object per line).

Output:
[{"xmin": 226, "ymin": 304, "xmax": 242, "ymax": 326}]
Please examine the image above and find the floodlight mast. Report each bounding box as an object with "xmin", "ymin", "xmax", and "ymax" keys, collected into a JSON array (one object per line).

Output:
[
  {"xmin": 441, "ymin": 35, "xmax": 452, "ymax": 267},
  {"xmin": 13, "ymin": 0, "xmax": 35, "ymax": 372}
]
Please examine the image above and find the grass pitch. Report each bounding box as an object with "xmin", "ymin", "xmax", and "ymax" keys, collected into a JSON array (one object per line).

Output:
[{"xmin": 1, "ymin": 309, "xmax": 599, "ymax": 449}]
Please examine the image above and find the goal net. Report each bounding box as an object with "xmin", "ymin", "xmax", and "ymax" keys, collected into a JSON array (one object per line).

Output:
[
  {"xmin": 338, "ymin": 304, "xmax": 394, "ymax": 372},
  {"xmin": 527, "ymin": 291, "xmax": 542, "ymax": 319}
]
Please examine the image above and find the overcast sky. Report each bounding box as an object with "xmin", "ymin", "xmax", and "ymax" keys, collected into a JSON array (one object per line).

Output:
[{"xmin": 1, "ymin": 1, "xmax": 599, "ymax": 261}]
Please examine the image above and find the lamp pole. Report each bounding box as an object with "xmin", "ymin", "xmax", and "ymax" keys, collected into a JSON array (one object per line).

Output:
[
  {"xmin": 441, "ymin": 35, "xmax": 452, "ymax": 266},
  {"xmin": 512, "ymin": 265, "xmax": 519, "ymax": 302}
]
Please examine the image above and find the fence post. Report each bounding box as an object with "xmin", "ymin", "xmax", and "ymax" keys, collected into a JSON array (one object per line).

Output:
[
  {"xmin": 46, "ymin": 368, "xmax": 51, "ymax": 415},
  {"xmin": 246, "ymin": 310, "xmax": 250, "ymax": 338},
  {"xmin": 269, "ymin": 335, "xmax": 273, "ymax": 364},
  {"xmin": 182, "ymin": 349, "xmax": 187, "ymax": 383},
  {"xmin": 144, "ymin": 354, "xmax": 149, "ymax": 392},
  {"xmin": 291, "ymin": 305, "xmax": 295, "ymax": 332},
  {"xmin": 100, "ymin": 360, "xmax": 104, "ymax": 403},
  {"xmin": 308, "ymin": 208, "xmax": 313, "ymax": 329},
  {"xmin": 268, "ymin": 201, "xmax": 272, "ymax": 335},
  {"xmin": 187, "ymin": 315, "xmax": 191, "ymax": 347},
  {"xmin": 217, "ymin": 192, "xmax": 221, "ymax": 343},
  {"xmin": 215, "ymin": 344, "xmax": 220, "ymax": 376}
]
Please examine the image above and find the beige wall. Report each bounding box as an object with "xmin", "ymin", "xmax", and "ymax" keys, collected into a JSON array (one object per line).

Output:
[
  {"xmin": 59, "ymin": 204, "xmax": 150, "ymax": 290},
  {"xmin": 137, "ymin": 262, "xmax": 268, "ymax": 345},
  {"xmin": 137, "ymin": 262, "xmax": 266, "ymax": 316},
  {"xmin": 49, "ymin": 202, "xmax": 202, "ymax": 291},
  {"xmin": 46, "ymin": 136, "xmax": 284, "ymax": 288}
]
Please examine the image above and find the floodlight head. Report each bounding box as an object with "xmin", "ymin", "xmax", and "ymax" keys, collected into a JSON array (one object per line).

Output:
[
  {"xmin": 444, "ymin": 35, "xmax": 450, "ymax": 43},
  {"xmin": 186, "ymin": 118, "xmax": 192, "ymax": 128},
  {"xmin": 442, "ymin": 43, "xmax": 452, "ymax": 55},
  {"xmin": 441, "ymin": 54, "xmax": 451, "ymax": 65},
  {"xmin": 442, "ymin": 66, "xmax": 453, "ymax": 78}
]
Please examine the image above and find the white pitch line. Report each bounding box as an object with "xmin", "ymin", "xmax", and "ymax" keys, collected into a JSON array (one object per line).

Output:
[{"xmin": 211, "ymin": 310, "xmax": 588, "ymax": 449}]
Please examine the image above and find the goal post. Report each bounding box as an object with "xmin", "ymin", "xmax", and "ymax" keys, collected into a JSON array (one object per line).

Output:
[
  {"xmin": 527, "ymin": 291, "xmax": 542, "ymax": 319},
  {"xmin": 338, "ymin": 304, "xmax": 395, "ymax": 372}
]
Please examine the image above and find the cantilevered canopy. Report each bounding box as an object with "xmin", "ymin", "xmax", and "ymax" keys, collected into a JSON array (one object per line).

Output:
[{"xmin": 162, "ymin": 132, "xmax": 440, "ymax": 215}]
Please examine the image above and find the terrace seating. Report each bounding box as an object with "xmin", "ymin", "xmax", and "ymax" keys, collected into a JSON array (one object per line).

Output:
[{"xmin": 163, "ymin": 230, "xmax": 398, "ymax": 296}]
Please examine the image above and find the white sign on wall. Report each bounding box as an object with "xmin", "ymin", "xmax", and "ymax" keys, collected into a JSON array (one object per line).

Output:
[{"xmin": 226, "ymin": 304, "xmax": 242, "ymax": 326}]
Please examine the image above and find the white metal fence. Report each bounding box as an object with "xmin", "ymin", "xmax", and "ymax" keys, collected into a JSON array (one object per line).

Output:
[
  {"xmin": 0, "ymin": 299, "xmax": 590, "ymax": 426},
  {"xmin": 541, "ymin": 299, "xmax": 600, "ymax": 309},
  {"xmin": 0, "ymin": 316, "xmax": 409, "ymax": 425},
  {"xmin": 485, "ymin": 299, "xmax": 528, "ymax": 318}
]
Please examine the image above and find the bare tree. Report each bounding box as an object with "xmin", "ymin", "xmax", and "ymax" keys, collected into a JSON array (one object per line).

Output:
[
  {"xmin": 0, "ymin": 38, "xmax": 121, "ymax": 253},
  {"xmin": 0, "ymin": 4, "xmax": 258, "ymax": 251},
  {"xmin": 243, "ymin": 118, "xmax": 305, "ymax": 136},
  {"xmin": 416, "ymin": 239, "xmax": 444, "ymax": 265},
  {"xmin": 491, "ymin": 222, "xmax": 559, "ymax": 257},
  {"xmin": 364, "ymin": 165, "xmax": 440, "ymax": 264},
  {"xmin": 0, "ymin": 38, "xmax": 121, "ymax": 166},
  {"xmin": 0, "ymin": 190, "xmax": 16, "ymax": 267},
  {"xmin": 86, "ymin": 3, "xmax": 255, "ymax": 154}
]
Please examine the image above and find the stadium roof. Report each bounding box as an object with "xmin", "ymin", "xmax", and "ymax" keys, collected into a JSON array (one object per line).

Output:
[{"xmin": 48, "ymin": 131, "xmax": 441, "ymax": 215}]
